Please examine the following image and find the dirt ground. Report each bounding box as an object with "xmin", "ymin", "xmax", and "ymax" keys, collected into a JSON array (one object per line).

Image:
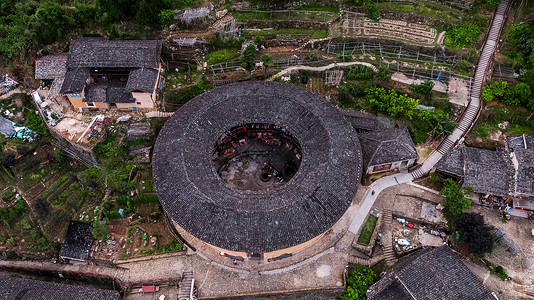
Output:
[{"xmin": 448, "ymin": 77, "xmax": 469, "ymax": 106}]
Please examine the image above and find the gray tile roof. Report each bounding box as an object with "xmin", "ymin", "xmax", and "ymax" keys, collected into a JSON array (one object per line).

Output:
[
  {"xmin": 66, "ymin": 37, "xmax": 162, "ymax": 69},
  {"xmin": 0, "ymin": 275, "xmax": 119, "ymax": 300},
  {"xmin": 463, "ymin": 147, "xmax": 512, "ymax": 197},
  {"xmin": 153, "ymin": 81, "xmax": 363, "ymax": 252},
  {"xmin": 367, "ymin": 246, "xmax": 495, "ymax": 300},
  {"xmin": 60, "ymin": 68, "xmax": 89, "ymax": 94},
  {"xmin": 59, "ymin": 221, "xmax": 94, "ymax": 261},
  {"xmin": 358, "ymin": 128, "xmax": 419, "ymax": 167},
  {"xmin": 35, "ymin": 54, "xmax": 68, "ymax": 79},
  {"xmin": 83, "ymin": 83, "xmax": 134, "ymax": 103},
  {"xmin": 515, "ymin": 148, "xmax": 534, "ymax": 196},
  {"xmin": 507, "ymin": 134, "xmax": 534, "ymax": 150},
  {"xmin": 124, "ymin": 68, "xmax": 159, "ymax": 93},
  {"xmin": 340, "ymin": 109, "xmax": 394, "ymax": 132},
  {"xmin": 0, "ymin": 116, "xmax": 15, "ymax": 138},
  {"xmin": 435, "ymin": 147, "xmax": 464, "ymax": 178}
]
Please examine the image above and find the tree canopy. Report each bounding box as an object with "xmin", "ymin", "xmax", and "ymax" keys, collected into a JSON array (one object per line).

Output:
[
  {"xmin": 342, "ymin": 264, "xmax": 377, "ymax": 300},
  {"xmin": 439, "ymin": 178, "xmax": 472, "ymax": 221},
  {"xmin": 456, "ymin": 212, "xmax": 494, "ymax": 255}
]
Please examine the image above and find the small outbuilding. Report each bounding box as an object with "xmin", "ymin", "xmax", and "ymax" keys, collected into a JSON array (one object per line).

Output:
[{"xmin": 59, "ymin": 221, "xmax": 94, "ymax": 262}]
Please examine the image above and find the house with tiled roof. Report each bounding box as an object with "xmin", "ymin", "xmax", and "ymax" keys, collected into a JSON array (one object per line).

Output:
[
  {"xmin": 366, "ymin": 246, "xmax": 495, "ymax": 300},
  {"xmin": 358, "ymin": 128, "xmax": 419, "ymax": 174},
  {"xmin": 35, "ymin": 36, "xmax": 163, "ymax": 112},
  {"xmin": 462, "ymin": 147, "xmax": 513, "ymax": 197},
  {"xmin": 59, "ymin": 221, "xmax": 94, "ymax": 262}
]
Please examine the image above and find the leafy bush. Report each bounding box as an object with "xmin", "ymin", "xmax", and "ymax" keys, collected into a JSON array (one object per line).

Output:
[
  {"xmin": 495, "ymin": 266, "xmax": 508, "ymax": 280},
  {"xmin": 376, "ymin": 65, "xmax": 391, "ymax": 81},
  {"xmin": 484, "ymin": 0, "xmax": 502, "ymax": 9},
  {"xmin": 159, "ymin": 9, "xmax": 174, "ymax": 27},
  {"xmin": 439, "ymin": 178, "xmax": 472, "ymax": 221},
  {"xmin": 366, "ymin": 5, "xmax": 379, "ymax": 22},
  {"xmin": 342, "ymin": 265, "xmax": 377, "ymax": 300},
  {"xmin": 482, "ymin": 80, "xmax": 507, "ymax": 102},
  {"xmin": 15, "ymin": 218, "xmax": 31, "ymax": 229},
  {"xmin": 365, "ymin": 87, "xmax": 419, "ymax": 119},
  {"xmin": 136, "ymin": 194, "xmax": 159, "ymax": 203},
  {"xmin": 410, "ymin": 81, "xmax": 434, "ymax": 97},
  {"xmin": 445, "ymin": 24, "xmax": 481, "ymax": 48},
  {"xmin": 205, "ymin": 48, "xmax": 240, "ymax": 65},
  {"xmin": 346, "ymin": 65, "xmax": 374, "ymax": 80}
]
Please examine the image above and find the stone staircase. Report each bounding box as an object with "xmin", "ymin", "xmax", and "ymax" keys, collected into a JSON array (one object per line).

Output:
[
  {"xmin": 178, "ymin": 270, "xmax": 194, "ymax": 300},
  {"xmin": 381, "ymin": 209, "xmax": 397, "ymax": 266}
]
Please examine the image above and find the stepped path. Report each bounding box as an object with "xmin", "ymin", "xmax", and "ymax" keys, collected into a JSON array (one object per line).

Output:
[{"xmin": 348, "ymin": 0, "xmax": 511, "ymax": 235}]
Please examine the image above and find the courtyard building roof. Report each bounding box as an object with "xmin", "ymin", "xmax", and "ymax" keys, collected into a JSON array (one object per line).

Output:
[
  {"xmin": 462, "ymin": 147, "xmax": 512, "ymax": 197},
  {"xmin": 367, "ymin": 246, "xmax": 495, "ymax": 300},
  {"xmin": 514, "ymin": 148, "xmax": 534, "ymax": 197},
  {"xmin": 358, "ymin": 127, "xmax": 419, "ymax": 167}
]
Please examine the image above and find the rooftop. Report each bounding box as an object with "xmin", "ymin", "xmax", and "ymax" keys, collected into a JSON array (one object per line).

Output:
[
  {"xmin": 358, "ymin": 128, "xmax": 419, "ymax": 167},
  {"xmin": 367, "ymin": 246, "xmax": 495, "ymax": 300},
  {"xmin": 507, "ymin": 134, "xmax": 534, "ymax": 150},
  {"xmin": 124, "ymin": 68, "xmax": 159, "ymax": 93},
  {"xmin": 514, "ymin": 148, "xmax": 534, "ymax": 196},
  {"xmin": 463, "ymin": 147, "xmax": 512, "ymax": 197},
  {"xmin": 153, "ymin": 81, "xmax": 363, "ymax": 252},
  {"xmin": 435, "ymin": 147, "xmax": 464, "ymax": 178},
  {"xmin": 66, "ymin": 37, "xmax": 162, "ymax": 69},
  {"xmin": 59, "ymin": 221, "xmax": 94, "ymax": 261},
  {"xmin": 340, "ymin": 109, "xmax": 393, "ymax": 132},
  {"xmin": 35, "ymin": 54, "xmax": 68, "ymax": 79},
  {"xmin": 0, "ymin": 275, "xmax": 119, "ymax": 300}
]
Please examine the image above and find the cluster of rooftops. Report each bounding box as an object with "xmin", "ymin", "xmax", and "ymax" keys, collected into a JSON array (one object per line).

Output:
[
  {"xmin": 436, "ymin": 134, "xmax": 534, "ymax": 210},
  {"xmin": 35, "ymin": 37, "xmax": 163, "ymax": 111}
]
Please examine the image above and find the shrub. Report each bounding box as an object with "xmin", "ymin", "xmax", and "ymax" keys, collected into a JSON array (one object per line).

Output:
[
  {"xmin": 376, "ymin": 65, "xmax": 391, "ymax": 81},
  {"xmin": 410, "ymin": 81, "xmax": 435, "ymax": 97},
  {"xmin": 482, "ymin": 80, "xmax": 507, "ymax": 102},
  {"xmin": 366, "ymin": 5, "xmax": 379, "ymax": 22},
  {"xmin": 346, "ymin": 65, "xmax": 374, "ymax": 80},
  {"xmin": 439, "ymin": 178, "xmax": 472, "ymax": 221},
  {"xmin": 15, "ymin": 218, "xmax": 31, "ymax": 229},
  {"xmin": 342, "ymin": 264, "xmax": 377, "ymax": 300},
  {"xmin": 484, "ymin": 0, "xmax": 502, "ymax": 9},
  {"xmin": 495, "ymin": 266, "xmax": 508, "ymax": 280},
  {"xmin": 445, "ymin": 24, "xmax": 481, "ymax": 48},
  {"xmin": 365, "ymin": 87, "xmax": 419, "ymax": 119}
]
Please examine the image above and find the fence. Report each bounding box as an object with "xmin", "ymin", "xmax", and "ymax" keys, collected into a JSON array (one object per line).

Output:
[{"xmin": 234, "ymin": 9, "xmax": 337, "ymax": 23}]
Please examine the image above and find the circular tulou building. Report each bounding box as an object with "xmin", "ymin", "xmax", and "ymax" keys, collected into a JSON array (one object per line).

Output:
[{"xmin": 153, "ymin": 81, "xmax": 363, "ymax": 259}]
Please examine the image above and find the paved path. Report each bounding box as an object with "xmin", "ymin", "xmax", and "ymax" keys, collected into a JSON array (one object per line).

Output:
[
  {"xmin": 349, "ymin": 0, "xmax": 511, "ymax": 235},
  {"xmin": 268, "ymin": 61, "xmax": 378, "ymax": 81}
]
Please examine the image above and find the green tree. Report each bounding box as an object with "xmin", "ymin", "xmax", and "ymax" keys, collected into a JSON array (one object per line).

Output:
[
  {"xmin": 456, "ymin": 213, "xmax": 494, "ymax": 255},
  {"xmin": 511, "ymin": 82, "xmax": 532, "ymax": 105},
  {"xmin": 342, "ymin": 264, "xmax": 377, "ymax": 300},
  {"xmin": 261, "ymin": 54, "xmax": 272, "ymax": 77},
  {"xmin": 254, "ymin": 35, "xmax": 262, "ymax": 47},
  {"xmin": 366, "ymin": 4, "xmax": 379, "ymax": 22},
  {"xmin": 159, "ymin": 9, "xmax": 174, "ymax": 27},
  {"xmin": 74, "ymin": 1, "xmax": 97, "ymax": 27},
  {"xmin": 91, "ymin": 219, "xmax": 110, "ymax": 241},
  {"xmin": 439, "ymin": 178, "xmax": 472, "ymax": 221},
  {"xmin": 377, "ymin": 65, "xmax": 391, "ymax": 81},
  {"xmin": 242, "ymin": 44, "xmax": 256, "ymax": 71},
  {"xmin": 484, "ymin": 0, "xmax": 502, "ymax": 9},
  {"xmin": 32, "ymin": 1, "xmax": 74, "ymax": 45},
  {"xmin": 482, "ymin": 80, "xmax": 507, "ymax": 102}
]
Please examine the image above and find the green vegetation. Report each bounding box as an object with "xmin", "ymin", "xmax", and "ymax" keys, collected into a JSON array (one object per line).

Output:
[
  {"xmin": 91, "ymin": 219, "xmax": 110, "ymax": 241},
  {"xmin": 357, "ymin": 214, "xmax": 378, "ymax": 245},
  {"xmin": 456, "ymin": 212, "xmax": 494, "ymax": 255},
  {"xmin": 242, "ymin": 44, "xmax": 257, "ymax": 71},
  {"xmin": 376, "ymin": 65, "xmax": 391, "ymax": 81},
  {"xmin": 342, "ymin": 264, "xmax": 377, "ymax": 300},
  {"xmin": 444, "ymin": 24, "xmax": 481, "ymax": 48},
  {"xmin": 205, "ymin": 48, "xmax": 240, "ymax": 65},
  {"xmin": 495, "ymin": 266, "xmax": 508, "ymax": 280},
  {"xmin": 366, "ymin": 5, "xmax": 379, "ymax": 22},
  {"xmin": 410, "ymin": 81, "xmax": 434, "ymax": 99},
  {"xmin": 346, "ymin": 65, "xmax": 374, "ymax": 80},
  {"xmin": 439, "ymin": 178, "xmax": 472, "ymax": 221},
  {"xmin": 471, "ymin": 107, "xmax": 534, "ymax": 139},
  {"xmin": 483, "ymin": 80, "xmax": 533, "ymax": 108},
  {"xmin": 484, "ymin": 0, "xmax": 502, "ymax": 9},
  {"xmin": 366, "ymin": 87, "xmax": 419, "ymax": 119},
  {"xmin": 165, "ymin": 77, "xmax": 211, "ymax": 107},
  {"xmin": 247, "ymin": 28, "xmax": 328, "ymax": 39}
]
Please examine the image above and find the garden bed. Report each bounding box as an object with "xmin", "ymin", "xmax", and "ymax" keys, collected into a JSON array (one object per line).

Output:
[{"xmin": 358, "ymin": 214, "xmax": 378, "ymax": 245}]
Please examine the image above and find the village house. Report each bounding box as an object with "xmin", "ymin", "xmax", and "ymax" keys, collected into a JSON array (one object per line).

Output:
[
  {"xmin": 36, "ymin": 36, "xmax": 163, "ymax": 112},
  {"xmin": 436, "ymin": 134, "xmax": 534, "ymax": 214},
  {"xmin": 366, "ymin": 246, "xmax": 495, "ymax": 300},
  {"xmin": 358, "ymin": 128, "xmax": 419, "ymax": 174},
  {"xmin": 59, "ymin": 221, "xmax": 94, "ymax": 263}
]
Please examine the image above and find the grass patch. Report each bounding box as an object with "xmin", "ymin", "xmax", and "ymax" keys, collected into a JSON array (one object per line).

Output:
[
  {"xmin": 357, "ymin": 214, "xmax": 378, "ymax": 245},
  {"xmin": 205, "ymin": 48, "xmax": 240, "ymax": 65}
]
